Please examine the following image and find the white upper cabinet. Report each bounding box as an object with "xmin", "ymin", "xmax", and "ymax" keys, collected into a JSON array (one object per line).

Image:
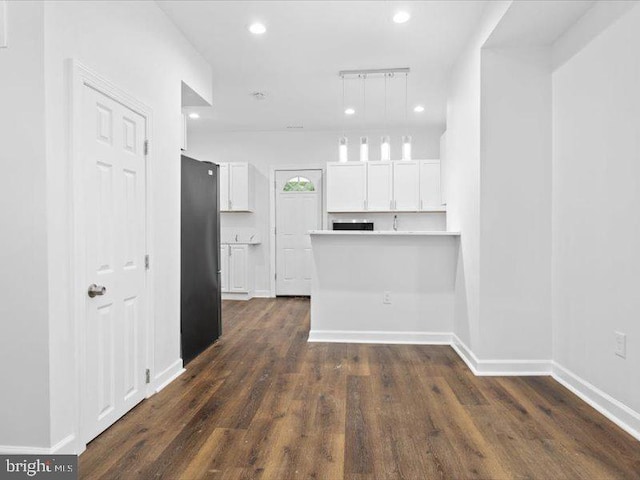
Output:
[
  {"xmin": 219, "ymin": 162, "xmax": 253, "ymax": 212},
  {"xmin": 419, "ymin": 160, "xmax": 443, "ymax": 210},
  {"xmin": 219, "ymin": 163, "xmax": 229, "ymax": 211},
  {"xmin": 392, "ymin": 161, "xmax": 420, "ymax": 211},
  {"xmin": 327, "ymin": 162, "xmax": 367, "ymax": 212},
  {"xmin": 366, "ymin": 161, "xmax": 393, "ymax": 211},
  {"xmin": 326, "ymin": 160, "xmax": 444, "ymax": 213}
]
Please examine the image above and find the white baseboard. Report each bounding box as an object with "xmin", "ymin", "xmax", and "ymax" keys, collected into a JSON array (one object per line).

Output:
[
  {"xmin": 0, "ymin": 434, "xmax": 75, "ymax": 455},
  {"xmin": 252, "ymin": 290, "xmax": 273, "ymax": 298},
  {"xmin": 308, "ymin": 330, "xmax": 453, "ymax": 345},
  {"xmin": 152, "ymin": 359, "xmax": 185, "ymax": 394},
  {"xmin": 451, "ymin": 335, "xmax": 552, "ymax": 376},
  {"xmin": 552, "ymin": 362, "xmax": 640, "ymax": 441},
  {"xmin": 222, "ymin": 292, "xmax": 253, "ymax": 301}
]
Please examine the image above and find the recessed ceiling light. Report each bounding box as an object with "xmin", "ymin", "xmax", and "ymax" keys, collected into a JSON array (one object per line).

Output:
[
  {"xmin": 393, "ymin": 11, "xmax": 411, "ymax": 24},
  {"xmin": 345, "ymin": 108, "xmax": 356, "ymax": 115},
  {"xmin": 413, "ymin": 105, "xmax": 425, "ymax": 113},
  {"xmin": 188, "ymin": 113, "xmax": 200, "ymax": 119},
  {"xmin": 248, "ymin": 22, "xmax": 266, "ymax": 35}
]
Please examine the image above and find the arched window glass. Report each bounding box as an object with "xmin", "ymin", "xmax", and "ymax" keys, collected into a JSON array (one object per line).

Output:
[{"xmin": 283, "ymin": 176, "xmax": 315, "ymax": 192}]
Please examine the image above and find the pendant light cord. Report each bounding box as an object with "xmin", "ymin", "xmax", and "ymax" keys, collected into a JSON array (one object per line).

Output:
[
  {"xmin": 342, "ymin": 75, "xmax": 346, "ymax": 137},
  {"xmin": 405, "ymin": 73, "xmax": 408, "ymax": 125},
  {"xmin": 362, "ymin": 74, "xmax": 366, "ymax": 130},
  {"xmin": 384, "ymin": 73, "xmax": 388, "ymax": 130}
]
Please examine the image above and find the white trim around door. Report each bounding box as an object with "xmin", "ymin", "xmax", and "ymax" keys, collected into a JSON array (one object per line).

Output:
[
  {"xmin": 269, "ymin": 164, "xmax": 327, "ymax": 297},
  {"xmin": 69, "ymin": 60, "xmax": 155, "ymax": 454}
]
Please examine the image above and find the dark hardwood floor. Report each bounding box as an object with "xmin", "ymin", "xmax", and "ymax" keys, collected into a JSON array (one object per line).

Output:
[{"xmin": 80, "ymin": 297, "xmax": 640, "ymax": 479}]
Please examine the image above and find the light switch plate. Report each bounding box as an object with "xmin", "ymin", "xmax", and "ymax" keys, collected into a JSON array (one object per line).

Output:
[
  {"xmin": 0, "ymin": 1, "xmax": 7, "ymax": 48},
  {"xmin": 615, "ymin": 331, "xmax": 626, "ymax": 358}
]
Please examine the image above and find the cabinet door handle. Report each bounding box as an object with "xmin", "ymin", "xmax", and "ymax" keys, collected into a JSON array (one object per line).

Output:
[
  {"xmin": 420, "ymin": 199, "xmax": 423, "ymax": 210},
  {"xmin": 229, "ymin": 200, "xmax": 233, "ymax": 210}
]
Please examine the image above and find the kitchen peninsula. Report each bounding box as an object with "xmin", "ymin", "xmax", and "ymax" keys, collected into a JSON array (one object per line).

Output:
[{"xmin": 308, "ymin": 230, "xmax": 460, "ymax": 344}]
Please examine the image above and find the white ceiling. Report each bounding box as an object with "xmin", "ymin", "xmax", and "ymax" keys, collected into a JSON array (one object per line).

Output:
[
  {"xmin": 484, "ymin": 0, "xmax": 595, "ymax": 48},
  {"xmin": 158, "ymin": 1, "xmax": 487, "ymax": 132}
]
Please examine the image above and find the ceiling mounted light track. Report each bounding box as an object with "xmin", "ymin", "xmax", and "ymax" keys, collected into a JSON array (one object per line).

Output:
[{"xmin": 338, "ymin": 67, "xmax": 410, "ymax": 79}]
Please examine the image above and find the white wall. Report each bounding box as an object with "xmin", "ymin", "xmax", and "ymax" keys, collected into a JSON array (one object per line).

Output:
[
  {"xmin": 552, "ymin": 2, "xmax": 640, "ymax": 425},
  {"xmin": 187, "ymin": 127, "xmax": 444, "ymax": 295},
  {"xmin": 479, "ymin": 47, "xmax": 552, "ymax": 360},
  {"xmin": 0, "ymin": 0, "xmax": 51, "ymax": 449},
  {"xmin": 445, "ymin": 1, "xmax": 511, "ymax": 352},
  {"xmin": 447, "ymin": 1, "xmax": 553, "ymax": 363},
  {"xmin": 4, "ymin": 0, "xmax": 213, "ymax": 453}
]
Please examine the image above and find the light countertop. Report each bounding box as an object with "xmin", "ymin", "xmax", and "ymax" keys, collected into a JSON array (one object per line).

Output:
[{"xmin": 309, "ymin": 230, "xmax": 460, "ymax": 236}]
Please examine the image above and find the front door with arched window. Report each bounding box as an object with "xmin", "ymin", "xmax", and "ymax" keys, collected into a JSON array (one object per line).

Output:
[{"xmin": 275, "ymin": 169, "xmax": 323, "ymax": 296}]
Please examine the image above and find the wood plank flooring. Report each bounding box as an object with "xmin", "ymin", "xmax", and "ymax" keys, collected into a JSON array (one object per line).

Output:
[{"xmin": 80, "ymin": 297, "xmax": 640, "ymax": 479}]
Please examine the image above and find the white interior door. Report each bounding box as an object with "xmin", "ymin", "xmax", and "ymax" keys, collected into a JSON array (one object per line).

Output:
[
  {"xmin": 275, "ymin": 170, "xmax": 322, "ymax": 296},
  {"xmin": 81, "ymin": 85, "xmax": 148, "ymax": 443}
]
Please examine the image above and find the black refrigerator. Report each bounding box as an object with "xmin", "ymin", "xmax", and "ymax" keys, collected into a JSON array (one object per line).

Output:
[{"xmin": 181, "ymin": 155, "xmax": 222, "ymax": 365}]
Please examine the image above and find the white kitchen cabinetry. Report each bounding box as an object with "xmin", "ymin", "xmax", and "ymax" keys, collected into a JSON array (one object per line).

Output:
[
  {"xmin": 220, "ymin": 244, "xmax": 229, "ymax": 292},
  {"xmin": 367, "ymin": 162, "xmax": 393, "ymax": 211},
  {"xmin": 229, "ymin": 244, "xmax": 249, "ymax": 292},
  {"xmin": 419, "ymin": 160, "xmax": 443, "ymax": 210},
  {"xmin": 219, "ymin": 162, "xmax": 253, "ymax": 212},
  {"xmin": 327, "ymin": 160, "xmax": 444, "ymax": 213},
  {"xmin": 220, "ymin": 243, "xmax": 251, "ymax": 294},
  {"xmin": 219, "ymin": 163, "xmax": 229, "ymax": 211},
  {"xmin": 392, "ymin": 161, "xmax": 420, "ymax": 211},
  {"xmin": 327, "ymin": 162, "xmax": 367, "ymax": 212}
]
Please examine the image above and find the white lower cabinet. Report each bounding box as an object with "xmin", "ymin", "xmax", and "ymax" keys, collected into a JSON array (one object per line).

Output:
[
  {"xmin": 220, "ymin": 244, "xmax": 250, "ymax": 293},
  {"xmin": 229, "ymin": 244, "xmax": 248, "ymax": 292},
  {"xmin": 220, "ymin": 244, "xmax": 229, "ymax": 292}
]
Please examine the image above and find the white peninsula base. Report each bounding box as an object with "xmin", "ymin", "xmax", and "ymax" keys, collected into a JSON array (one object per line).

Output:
[{"xmin": 309, "ymin": 231, "xmax": 461, "ymax": 344}]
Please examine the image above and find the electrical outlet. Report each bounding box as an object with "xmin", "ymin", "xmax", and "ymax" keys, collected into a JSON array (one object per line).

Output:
[
  {"xmin": 383, "ymin": 291, "xmax": 391, "ymax": 304},
  {"xmin": 615, "ymin": 331, "xmax": 626, "ymax": 358}
]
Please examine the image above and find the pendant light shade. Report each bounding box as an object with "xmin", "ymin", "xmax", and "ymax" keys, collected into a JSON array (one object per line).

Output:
[
  {"xmin": 339, "ymin": 136, "xmax": 348, "ymax": 162},
  {"xmin": 402, "ymin": 135, "xmax": 412, "ymax": 161},
  {"xmin": 380, "ymin": 135, "xmax": 391, "ymax": 161},
  {"xmin": 360, "ymin": 137, "xmax": 369, "ymax": 162}
]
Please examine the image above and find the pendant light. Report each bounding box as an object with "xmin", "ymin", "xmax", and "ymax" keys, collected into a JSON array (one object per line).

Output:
[
  {"xmin": 360, "ymin": 137, "xmax": 369, "ymax": 162},
  {"xmin": 402, "ymin": 135, "xmax": 412, "ymax": 161},
  {"xmin": 339, "ymin": 137, "xmax": 348, "ymax": 162},
  {"xmin": 381, "ymin": 135, "xmax": 391, "ymax": 161},
  {"xmin": 380, "ymin": 73, "xmax": 391, "ymax": 161},
  {"xmin": 338, "ymin": 75, "xmax": 348, "ymax": 162},
  {"xmin": 402, "ymin": 73, "xmax": 412, "ymax": 160},
  {"xmin": 360, "ymin": 74, "xmax": 369, "ymax": 162}
]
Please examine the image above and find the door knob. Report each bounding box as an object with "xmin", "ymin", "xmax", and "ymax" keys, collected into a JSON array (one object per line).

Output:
[{"xmin": 88, "ymin": 284, "xmax": 106, "ymax": 298}]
